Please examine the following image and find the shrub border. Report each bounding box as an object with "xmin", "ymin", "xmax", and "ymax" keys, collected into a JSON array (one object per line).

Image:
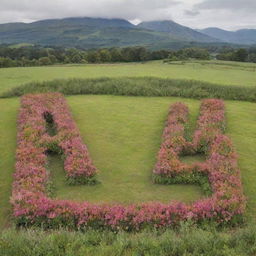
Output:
[
  {"xmin": 11, "ymin": 94, "xmax": 246, "ymax": 231},
  {"xmin": 153, "ymin": 99, "xmax": 245, "ymax": 222},
  {"xmin": 14, "ymin": 93, "xmax": 98, "ymax": 185},
  {"xmin": 2, "ymin": 77, "xmax": 256, "ymax": 102}
]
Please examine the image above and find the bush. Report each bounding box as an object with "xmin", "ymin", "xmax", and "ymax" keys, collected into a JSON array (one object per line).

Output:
[
  {"xmin": 2, "ymin": 77, "xmax": 256, "ymax": 102},
  {"xmin": 1, "ymin": 224, "xmax": 256, "ymax": 255},
  {"xmin": 153, "ymin": 99, "xmax": 246, "ymax": 224},
  {"xmin": 14, "ymin": 93, "xmax": 98, "ymax": 186}
]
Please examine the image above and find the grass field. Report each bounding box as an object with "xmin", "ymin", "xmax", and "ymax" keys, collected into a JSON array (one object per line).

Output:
[
  {"xmin": 0, "ymin": 60, "xmax": 255, "ymax": 95},
  {"xmin": 0, "ymin": 94, "xmax": 255, "ymax": 229}
]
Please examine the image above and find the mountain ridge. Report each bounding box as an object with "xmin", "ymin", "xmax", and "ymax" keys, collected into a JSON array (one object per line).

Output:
[
  {"xmin": 0, "ymin": 16, "xmax": 254, "ymax": 48},
  {"xmin": 138, "ymin": 20, "xmax": 218, "ymax": 43},
  {"xmin": 198, "ymin": 27, "xmax": 256, "ymax": 45}
]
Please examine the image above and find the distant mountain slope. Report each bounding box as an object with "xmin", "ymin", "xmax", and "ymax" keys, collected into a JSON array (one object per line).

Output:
[
  {"xmin": 138, "ymin": 20, "xmax": 219, "ymax": 43},
  {"xmin": 198, "ymin": 27, "xmax": 256, "ymax": 45},
  {"xmin": 0, "ymin": 17, "xmax": 219, "ymax": 49},
  {"xmin": 31, "ymin": 17, "xmax": 134, "ymax": 28}
]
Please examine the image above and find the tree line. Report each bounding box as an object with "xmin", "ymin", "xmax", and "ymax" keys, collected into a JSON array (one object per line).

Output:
[
  {"xmin": 0, "ymin": 45, "xmax": 212, "ymax": 68},
  {"xmin": 216, "ymin": 47, "xmax": 256, "ymax": 63},
  {"xmin": 0, "ymin": 46, "xmax": 169, "ymax": 68},
  {"xmin": 167, "ymin": 48, "xmax": 210, "ymax": 61},
  {"xmin": 1, "ymin": 44, "xmax": 255, "ymax": 68}
]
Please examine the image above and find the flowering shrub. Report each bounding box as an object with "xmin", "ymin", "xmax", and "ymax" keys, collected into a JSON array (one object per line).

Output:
[
  {"xmin": 15, "ymin": 93, "xmax": 98, "ymax": 185},
  {"xmin": 153, "ymin": 99, "xmax": 245, "ymax": 223},
  {"xmin": 11, "ymin": 95, "xmax": 246, "ymax": 231}
]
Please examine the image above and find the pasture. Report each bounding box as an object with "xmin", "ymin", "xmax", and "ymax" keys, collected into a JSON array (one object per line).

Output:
[
  {"xmin": 0, "ymin": 60, "xmax": 255, "ymax": 254},
  {"xmin": 0, "ymin": 60, "xmax": 256, "ymax": 95}
]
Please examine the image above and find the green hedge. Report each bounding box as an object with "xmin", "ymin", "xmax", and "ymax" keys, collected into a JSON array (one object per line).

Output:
[
  {"xmin": 152, "ymin": 172, "xmax": 212, "ymax": 196},
  {"xmin": 1, "ymin": 223, "xmax": 256, "ymax": 256},
  {"xmin": 1, "ymin": 77, "xmax": 256, "ymax": 102}
]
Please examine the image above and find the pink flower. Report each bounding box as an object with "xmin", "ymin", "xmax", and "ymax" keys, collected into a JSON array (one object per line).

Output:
[{"xmin": 11, "ymin": 95, "xmax": 246, "ymax": 231}]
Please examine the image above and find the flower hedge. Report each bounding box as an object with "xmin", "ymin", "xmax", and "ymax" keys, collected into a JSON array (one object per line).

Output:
[
  {"xmin": 153, "ymin": 99, "xmax": 245, "ymax": 222},
  {"xmin": 11, "ymin": 94, "xmax": 246, "ymax": 231},
  {"xmin": 15, "ymin": 93, "xmax": 98, "ymax": 185}
]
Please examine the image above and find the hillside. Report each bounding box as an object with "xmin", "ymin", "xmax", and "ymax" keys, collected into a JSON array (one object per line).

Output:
[
  {"xmin": 1, "ymin": 17, "xmax": 255, "ymax": 49},
  {"xmin": 138, "ymin": 20, "xmax": 218, "ymax": 43},
  {"xmin": 0, "ymin": 17, "xmax": 218, "ymax": 49},
  {"xmin": 198, "ymin": 27, "xmax": 256, "ymax": 45}
]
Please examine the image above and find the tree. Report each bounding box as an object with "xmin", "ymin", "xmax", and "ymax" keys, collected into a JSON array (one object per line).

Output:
[
  {"xmin": 0, "ymin": 57, "xmax": 15, "ymax": 68},
  {"xmin": 109, "ymin": 48, "xmax": 122, "ymax": 62},
  {"xmin": 49, "ymin": 54, "xmax": 58, "ymax": 64},
  {"xmin": 248, "ymin": 53, "xmax": 256, "ymax": 63},
  {"xmin": 98, "ymin": 49, "xmax": 111, "ymax": 62},
  {"xmin": 233, "ymin": 48, "xmax": 248, "ymax": 62},
  {"xmin": 38, "ymin": 57, "xmax": 52, "ymax": 65},
  {"xmin": 87, "ymin": 51, "xmax": 101, "ymax": 63},
  {"xmin": 181, "ymin": 48, "xmax": 210, "ymax": 60}
]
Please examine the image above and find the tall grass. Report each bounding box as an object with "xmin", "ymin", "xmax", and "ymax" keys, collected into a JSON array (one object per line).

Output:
[
  {"xmin": 2, "ymin": 77, "xmax": 256, "ymax": 102},
  {"xmin": 1, "ymin": 223, "xmax": 256, "ymax": 256}
]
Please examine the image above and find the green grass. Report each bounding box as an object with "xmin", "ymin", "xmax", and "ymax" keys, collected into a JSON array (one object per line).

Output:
[
  {"xmin": 2, "ymin": 224, "xmax": 256, "ymax": 256},
  {"xmin": 0, "ymin": 60, "xmax": 255, "ymax": 95},
  {"xmin": 0, "ymin": 95, "xmax": 255, "ymax": 229},
  {"xmin": 180, "ymin": 154, "xmax": 205, "ymax": 164},
  {"xmin": 51, "ymin": 96, "xmax": 203, "ymax": 204},
  {"xmin": 0, "ymin": 60, "xmax": 255, "ymax": 229},
  {"xmin": 168, "ymin": 60, "xmax": 256, "ymax": 71},
  {"xmin": 0, "ymin": 98, "xmax": 19, "ymax": 228},
  {"xmin": 8, "ymin": 43, "xmax": 34, "ymax": 49},
  {"xmin": 4, "ymin": 76, "xmax": 256, "ymax": 103}
]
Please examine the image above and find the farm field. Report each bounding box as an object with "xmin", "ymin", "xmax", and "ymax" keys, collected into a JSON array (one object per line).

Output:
[
  {"xmin": 0, "ymin": 94, "xmax": 255, "ymax": 229},
  {"xmin": 0, "ymin": 60, "xmax": 256, "ymax": 95}
]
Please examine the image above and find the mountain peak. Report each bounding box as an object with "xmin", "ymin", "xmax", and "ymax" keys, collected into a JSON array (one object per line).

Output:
[
  {"xmin": 138, "ymin": 20, "xmax": 218, "ymax": 42},
  {"xmin": 5, "ymin": 16, "xmax": 256, "ymax": 48},
  {"xmin": 31, "ymin": 16, "xmax": 134, "ymax": 28}
]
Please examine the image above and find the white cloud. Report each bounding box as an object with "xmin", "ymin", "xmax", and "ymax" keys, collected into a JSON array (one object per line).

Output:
[
  {"xmin": 0, "ymin": 0, "xmax": 255, "ymax": 30},
  {"xmin": 195, "ymin": 0, "xmax": 256, "ymax": 12},
  {"xmin": 0, "ymin": 0, "xmax": 179, "ymax": 23}
]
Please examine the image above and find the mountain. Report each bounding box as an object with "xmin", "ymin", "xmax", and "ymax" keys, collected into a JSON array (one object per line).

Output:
[
  {"xmin": 198, "ymin": 27, "xmax": 256, "ymax": 45},
  {"xmin": 138, "ymin": 20, "xmax": 218, "ymax": 43},
  {"xmin": 0, "ymin": 17, "xmax": 219, "ymax": 49},
  {"xmin": 0, "ymin": 17, "xmax": 138, "ymax": 48}
]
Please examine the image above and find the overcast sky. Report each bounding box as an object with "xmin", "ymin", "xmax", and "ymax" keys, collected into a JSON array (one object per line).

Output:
[{"xmin": 0, "ymin": 0, "xmax": 255, "ymax": 30}]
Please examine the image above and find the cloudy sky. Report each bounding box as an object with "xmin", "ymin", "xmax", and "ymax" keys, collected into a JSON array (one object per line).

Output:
[{"xmin": 0, "ymin": 0, "xmax": 255, "ymax": 30}]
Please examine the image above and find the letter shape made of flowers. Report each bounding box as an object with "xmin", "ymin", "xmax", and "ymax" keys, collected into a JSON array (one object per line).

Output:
[{"xmin": 11, "ymin": 94, "xmax": 246, "ymax": 231}]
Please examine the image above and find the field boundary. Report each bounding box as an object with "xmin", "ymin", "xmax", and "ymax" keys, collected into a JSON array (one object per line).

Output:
[{"xmin": 1, "ymin": 77, "xmax": 256, "ymax": 102}]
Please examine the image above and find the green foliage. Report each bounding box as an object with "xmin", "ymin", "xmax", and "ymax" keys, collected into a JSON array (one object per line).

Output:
[
  {"xmin": 217, "ymin": 47, "xmax": 256, "ymax": 63},
  {"xmin": 1, "ymin": 223, "xmax": 256, "ymax": 255},
  {"xmin": 153, "ymin": 172, "xmax": 212, "ymax": 196},
  {"xmin": 168, "ymin": 47, "xmax": 211, "ymax": 61},
  {"xmin": 2, "ymin": 77, "xmax": 256, "ymax": 102},
  {"xmin": 1, "ymin": 60, "xmax": 255, "ymax": 96},
  {"xmin": 49, "ymin": 97, "xmax": 204, "ymax": 205},
  {"xmin": 66, "ymin": 175, "xmax": 99, "ymax": 186},
  {"xmin": 38, "ymin": 57, "xmax": 52, "ymax": 66},
  {"xmin": 0, "ymin": 57, "xmax": 16, "ymax": 68},
  {"xmin": 0, "ymin": 45, "xmax": 171, "ymax": 67}
]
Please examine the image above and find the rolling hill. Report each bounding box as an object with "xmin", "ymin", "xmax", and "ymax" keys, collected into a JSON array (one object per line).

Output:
[
  {"xmin": 1, "ymin": 17, "xmax": 254, "ymax": 49},
  {"xmin": 137, "ymin": 20, "xmax": 218, "ymax": 43},
  {"xmin": 0, "ymin": 17, "xmax": 218, "ymax": 49}
]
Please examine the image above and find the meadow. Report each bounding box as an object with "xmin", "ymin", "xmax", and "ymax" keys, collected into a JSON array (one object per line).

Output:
[
  {"xmin": 0, "ymin": 60, "xmax": 255, "ymax": 254},
  {"xmin": 0, "ymin": 60, "xmax": 256, "ymax": 95}
]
